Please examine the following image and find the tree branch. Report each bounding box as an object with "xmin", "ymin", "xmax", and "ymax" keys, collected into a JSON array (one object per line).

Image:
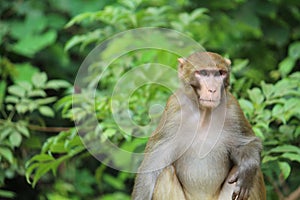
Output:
[
  {"xmin": 27, "ymin": 124, "xmax": 71, "ymax": 132},
  {"xmin": 266, "ymin": 175, "xmax": 285, "ymax": 200},
  {"xmin": 0, "ymin": 119, "xmax": 72, "ymax": 133},
  {"xmin": 285, "ymin": 186, "xmax": 300, "ymax": 200}
]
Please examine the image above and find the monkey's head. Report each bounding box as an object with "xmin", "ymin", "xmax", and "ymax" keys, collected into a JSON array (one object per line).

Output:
[{"xmin": 178, "ymin": 52, "xmax": 231, "ymax": 109}]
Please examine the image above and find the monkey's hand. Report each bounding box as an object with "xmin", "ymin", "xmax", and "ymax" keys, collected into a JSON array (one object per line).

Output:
[{"xmin": 228, "ymin": 169, "xmax": 255, "ymax": 200}]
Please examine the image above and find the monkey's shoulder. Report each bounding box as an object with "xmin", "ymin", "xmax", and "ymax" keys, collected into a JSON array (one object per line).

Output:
[{"xmin": 165, "ymin": 90, "xmax": 198, "ymax": 113}]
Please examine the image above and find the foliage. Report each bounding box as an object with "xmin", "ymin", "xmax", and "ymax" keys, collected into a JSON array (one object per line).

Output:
[
  {"xmin": 0, "ymin": 70, "xmax": 70, "ymax": 198},
  {"xmin": 0, "ymin": 0, "xmax": 300, "ymax": 199}
]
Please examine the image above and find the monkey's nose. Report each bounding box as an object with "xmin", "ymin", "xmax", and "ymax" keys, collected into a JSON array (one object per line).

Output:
[{"xmin": 208, "ymin": 89, "xmax": 216, "ymax": 93}]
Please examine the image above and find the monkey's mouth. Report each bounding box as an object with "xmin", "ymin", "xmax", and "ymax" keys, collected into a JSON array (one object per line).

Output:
[
  {"xmin": 199, "ymin": 98, "xmax": 217, "ymax": 102},
  {"xmin": 199, "ymin": 98, "xmax": 220, "ymax": 108}
]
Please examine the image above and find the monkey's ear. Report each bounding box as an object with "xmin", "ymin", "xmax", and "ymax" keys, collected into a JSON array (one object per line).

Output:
[
  {"xmin": 178, "ymin": 58, "xmax": 186, "ymax": 65},
  {"xmin": 178, "ymin": 58, "xmax": 186, "ymax": 79},
  {"xmin": 224, "ymin": 58, "xmax": 231, "ymax": 66}
]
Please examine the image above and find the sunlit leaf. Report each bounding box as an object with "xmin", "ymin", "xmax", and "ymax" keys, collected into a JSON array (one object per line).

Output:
[
  {"xmin": 278, "ymin": 161, "xmax": 291, "ymax": 179},
  {"xmin": 8, "ymin": 85, "xmax": 26, "ymax": 97},
  {"xmin": 279, "ymin": 57, "xmax": 295, "ymax": 77},
  {"xmin": 46, "ymin": 80, "xmax": 71, "ymax": 90},
  {"xmin": 248, "ymin": 88, "xmax": 264, "ymax": 105},
  {"xmin": 5, "ymin": 95, "xmax": 19, "ymax": 104},
  {"xmin": 281, "ymin": 153, "xmax": 300, "ymax": 163},
  {"xmin": 0, "ymin": 147, "xmax": 14, "ymax": 164},
  {"xmin": 32, "ymin": 72, "xmax": 47, "ymax": 88},
  {"xmin": 39, "ymin": 106, "xmax": 55, "ymax": 117},
  {"xmin": 28, "ymin": 89, "xmax": 47, "ymax": 97},
  {"xmin": 268, "ymin": 145, "xmax": 300, "ymax": 154},
  {"xmin": 261, "ymin": 81, "xmax": 274, "ymax": 99},
  {"xmin": 18, "ymin": 81, "xmax": 33, "ymax": 91},
  {"xmin": 36, "ymin": 97, "xmax": 57, "ymax": 105},
  {"xmin": 16, "ymin": 104, "xmax": 29, "ymax": 114},
  {"xmin": 11, "ymin": 30, "xmax": 57, "ymax": 57},
  {"xmin": 9, "ymin": 132, "xmax": 22, "ymax": 147},
  {"xmin": 16, "ymin": 124, "xmax": 30, "ymax": 137}
]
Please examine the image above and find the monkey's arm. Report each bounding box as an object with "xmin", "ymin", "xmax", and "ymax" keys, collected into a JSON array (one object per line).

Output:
[
  {"xmin": 132, "ymin": 141, "xmax": 176, "ymax": 200},
  {"xmin": 228, "ymin": 136, "xmax": 262, "ymax": 200},
  {"xmin": 132, "ymin": 95, "xmax": 180, "ymax": 200},
  {"xmin": 227, "ymin": 95, "xmax": 263, "ymax": 200}
]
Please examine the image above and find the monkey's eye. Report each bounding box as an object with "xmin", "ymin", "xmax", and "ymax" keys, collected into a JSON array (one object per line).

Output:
[
  {"xmin": 214, "ymin": 70, "xmax": 227, "ymax": 77},
  {"xmin": 196, "ymin": 70, "xmax": 208, "ymax": 76},
  {"xmin": 219, "ymin": 70, "xmax": 227, "ymax": 76}
]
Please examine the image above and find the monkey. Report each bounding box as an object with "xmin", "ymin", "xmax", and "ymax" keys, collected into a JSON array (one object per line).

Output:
[{"xmin": 131, "ymin": 52, "xmax": 266, "ymax": 200}]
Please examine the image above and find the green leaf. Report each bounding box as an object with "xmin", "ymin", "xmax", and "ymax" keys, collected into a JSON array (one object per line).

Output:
[
  {"xmin": 6, "ymin": 104, "xmax": 13, "ymax": 111},
  {"xmin": 190, "ymin": 8, "xmax": 208, "ymax": 20},
  {"xmin": 231, "ymin": 59, "xmax": 249, "ymax": 73},
  {"xmin": 16, "ymin": 124, "xmax": 30, "ymax": 137},
  {"xmin": 45, "ymin": 80, "xmax": 71, "ymax": 90},
  {"xmin": 36, "ymin": 97, "xmax": 57, "ymax": 105},
  {"xmin": 64, "ymin": 34, "xmax": 88, "ymax": 51},
  {"xmin": 0, "ymin": 189, "xmax": 15, "ymax": 198},
  {"xmin": 16, "ymin": 104, "xmax": 29, "ymax": 114},
  {"xmin": 279, "ymin": 57, "xmax": 295, "ymax": 77},
  {"xmin": 261, "ymin": 81, "xmax": 274, "ymax": 99},
  {"xmin": 13, "ymin": 63, "xmax": 39, "ymax": 83},
  {"xmin": 262, "ymin": 155, "xmax": 278, "ymax": 163},
  {"xmin": 11, "ymin": 30, "xmax": 57, "ymax": 57},
  {"xmin": 272, "ymin": 104, "xmax": 285, "ymax": 123},
  {"xmin": 32, "ymin": 163, "xmax": 54, "ymax": 187},
  {"xmin": 0, "ymin": 22, "xmax": 9, "ymax": 44},
  {"xmin": 9, "ymin": 132, "xmax": 22, "ymax": 147},
  {"xmin": 28, "ymin": 89, "xmax": 47, "ymax": 97},
  {"xmin": 295, "ymin": 126, "xmax": 300, "ymax": 138},
  {"xmin": 119, "ymin": 0, "xmax": 141, "ymax": 10},
  {"xmin": 47, "ymin": 14, "xmax": 67, "ymax": 29},
  {"xmin": 281, "ymin": 153, "xmax": 300, "ymax": 163},
  {"xmin": 8, "ymin": 85, "xmax": 26, "ymax": 97},
  {"xmin": 284, "ymin": 98, "xmax": 300, "ymax": 111},
  {"xmin": 248, "ymin": 88, "xmax": 264, "ymax": 105},
  {"xmin": 0, "ymin": 127, "xmax": 14, "ymax": 141},
  {"xmin": 5, "ymin": 96, "xmax": 19, "ymax": 104},
  {"xmin": 0, "ymin": 147, "xmax": 14, "ymax": 164},
  {"xmin": 278, "ymin": 161, "xmax": 291, "ymax": 179},
  {"xmin": 64, "ymin": 12, "xmax": 94, "ymax": 28},
  {"xmin": 0, "ymin": 81, "xmax": 6, "ymax": 108},
  {"xmin": 28, "ymin": 154, "xmax": 55, "ymax": 163},
  {"xmin": 18, "ymin": 81, "xmax": 33, "ymax": 92},
  {"xmin": 238, "ymin": 99, "xmax": 254, "ymax": 114},
  {"xmin": 269, "ymin": 145, "xmax": 300, "ymax": 154},
  {"xmin": 252, "ymin": 127, "xmax": 265, "ymax": 140},
  {"xmin": 103, "ymin": 174, "xmax": 125, "ymax": 190},
  {"xmin": 50, "ymin": 143, "xmax": 67, "ymax": 153},
  {"xmin": 32, "ymin": 72, "xmax": 47, "ymax": 88},
  {"xmin": 101, "ymin": 192, "xmax": 130, "ymax": 200},
  {"xmin": 288, "ymin": 41, "xmax": 300, "ymax": 59},
  {"xmin": 101, "ymin": 128, "xmax": 117, "ymax": 141},
  {"xmin": 39, "ymin": 106, "xmax": 55, "ymax": 117},
  {"xmin": 25, "ymin": 163, "xmax": 40, "ymax": 184}
]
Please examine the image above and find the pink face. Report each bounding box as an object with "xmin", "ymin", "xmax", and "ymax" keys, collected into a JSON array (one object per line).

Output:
[{"xmin": 194, "ymin": 69, "xmax": 227, "ymax": 108}]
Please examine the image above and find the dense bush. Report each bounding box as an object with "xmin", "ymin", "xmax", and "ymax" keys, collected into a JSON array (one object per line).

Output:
[{"xmin": 0, "ymin": 0, "xmax": 299, "ymax": 199}]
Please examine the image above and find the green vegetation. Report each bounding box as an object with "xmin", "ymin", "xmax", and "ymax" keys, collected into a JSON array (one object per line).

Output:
[{"xmin": 0, "ymin": 0, "xmax": 299, "ymax": 199}]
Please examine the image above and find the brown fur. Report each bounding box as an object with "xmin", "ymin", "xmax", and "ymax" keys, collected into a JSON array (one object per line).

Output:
[{"xmin": 132, "ymin": 52, "xmax": 266, "ymax": 200}]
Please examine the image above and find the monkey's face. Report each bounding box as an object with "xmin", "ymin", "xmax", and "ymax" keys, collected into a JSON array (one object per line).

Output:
[
  {"xmin": 178, "ymin": 52, "xmax": 230, "ymax": 109},
  {"xmin": 194, "ymin": 69, "xmax": 227, "ymax": 108}
]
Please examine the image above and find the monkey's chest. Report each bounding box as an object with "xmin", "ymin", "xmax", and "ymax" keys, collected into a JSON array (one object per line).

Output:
[{"xmin": 174, "ymin": 143, "xmax": 231, "ymax": 198}]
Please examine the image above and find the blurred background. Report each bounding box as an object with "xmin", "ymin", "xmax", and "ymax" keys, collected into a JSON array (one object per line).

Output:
[{"xmin": 0, "ymin": 0, "xmax": 299, "ymax": 199}]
